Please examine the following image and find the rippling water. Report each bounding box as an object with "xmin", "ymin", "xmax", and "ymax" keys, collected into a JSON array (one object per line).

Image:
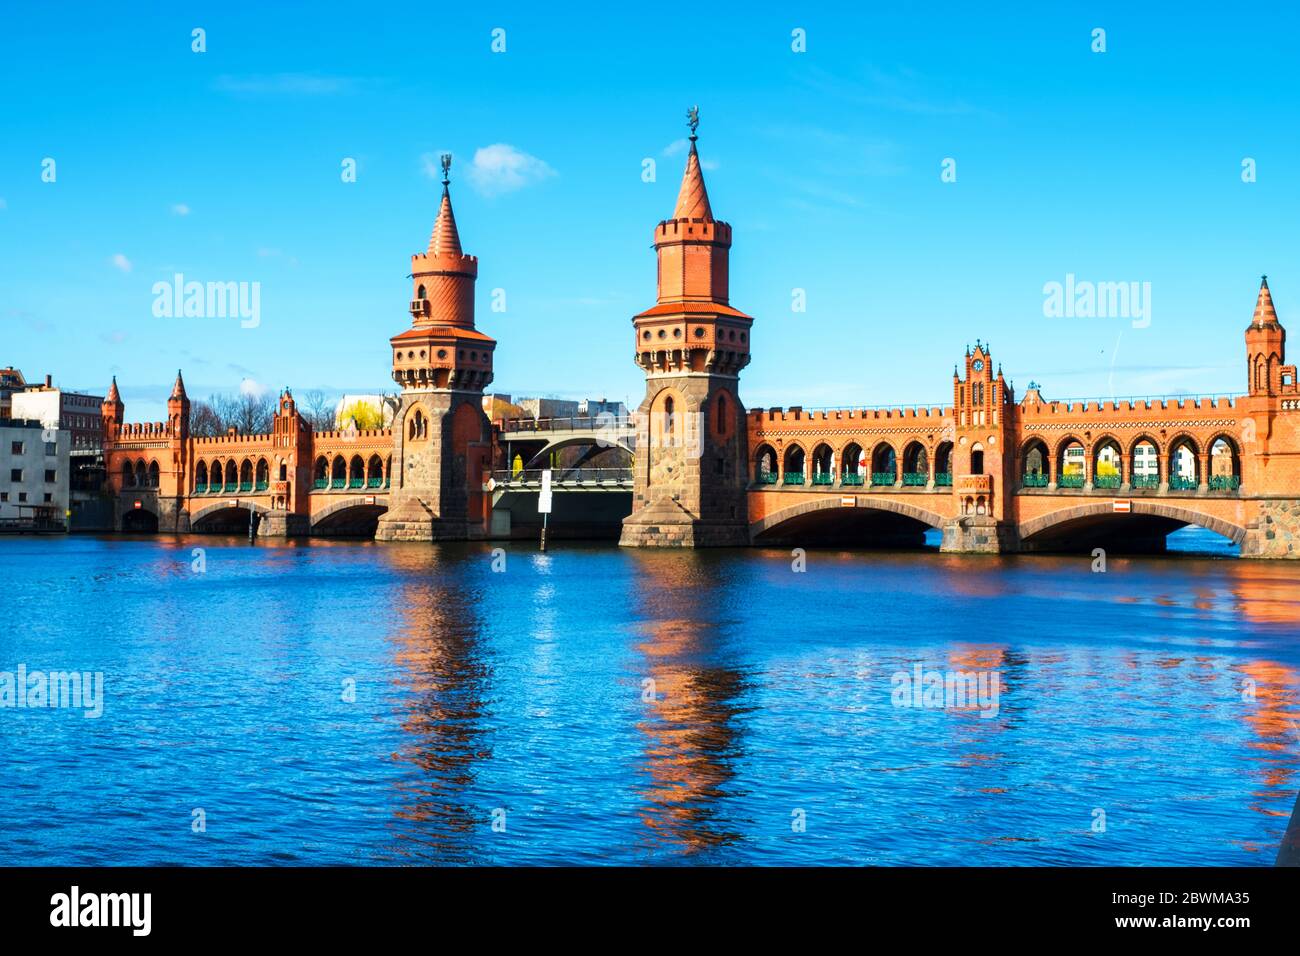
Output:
[{"xmin": 1, "ymin": 533, "xmax": 1297, "ymax": 866}]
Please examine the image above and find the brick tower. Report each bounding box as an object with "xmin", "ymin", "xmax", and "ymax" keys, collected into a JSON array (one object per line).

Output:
[
  {"xmin": 941, "ymin": 342, "xmax": 1015, "ymax": 552},
  {"xmin": 620, "ymin": 109, "xmax": 753, "ymax": 547},
  {"xmin": 375, "ymin": 156, "xmax": 494, "ymax": 541}
]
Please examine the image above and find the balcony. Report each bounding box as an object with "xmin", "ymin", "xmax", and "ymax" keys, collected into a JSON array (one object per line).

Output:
[
  {"xmin": 1057, "ymin": 473, "xmax": 1085, "ymax": 489},
  {"xmin": 956, "ymin": 474, "xmax": 993, "ymax": 495},
  {"xmin": 811, "ymin": 472, "xmax": 834, "ymax": 486},
  {"xmin": 870, "ymin": 472, "xmax": 896, "ymax": 487},
  {"xmin": 313, "ymin": 478, "xmax": 328, "ymax": 490},
  {"xmin": 367, "ymin": 476, "xmax": 384, "ymax": 488},
  {"xmin": 254, "ymin": 480, "xmax": 269, "ymax": 492},
  {"xmin": 1021, "ymin": 473, "xmax": 1048, "ymax": 489},
  {"xmin": 934, "ymin": 472, "xmax": 952, "ymax": 487},
  {"xmin": 782, "ymin": 473, "xmax": 805, "ymax": 486},
  {"xmin": 901, "ymin": 472, "xmax": 927, "ymax": 486},
  {"xmin": 1209, "ymin": 475, "xmax": 1240, "ymax": 491},
  {"xmin": 1169, "ymin": 476, "xmax": 1198, "ymax": 491},
  {"xmin": 194, "ymin": 482, "xmax": 208, "ymax": 494},
  {"xmin": 756, "ymin": 472, "xmax": 778, "ymax": 485},
  {"xmin": 841, "ymin": 473, "xmax": 865, "ymax": 486},
  {"xmin": 331, "ymin": 478, "xmax": 346, "ymax": 490},
  {"xmin": 1092, "ymin": 474, "xmax": 1122, "ymax": 490},
  {"xmin": 1132, "ymin": 475, "xmax": 1160, "ymax": 489}
]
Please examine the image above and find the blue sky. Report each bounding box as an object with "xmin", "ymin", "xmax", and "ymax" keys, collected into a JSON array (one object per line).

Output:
[{"xmin": 3, "ymin": 2, "xmax": 1299, "ymax": 421}]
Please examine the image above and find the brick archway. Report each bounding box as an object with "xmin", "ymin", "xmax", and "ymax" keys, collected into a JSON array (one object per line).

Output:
[
  {"xmin": 189, "ymin": 500, "xmax": 273, "ymax": 526},
  {"xmin": 1018, "ymin": 501, "xmax": 1247, "ymax": 545},
  {"xmin": 749, "ymin": 496, "xmax": 948, "ymax": 542},
  {"xmin": 310, "ymin": 495, "xmax": 390, "ymax": 532}
]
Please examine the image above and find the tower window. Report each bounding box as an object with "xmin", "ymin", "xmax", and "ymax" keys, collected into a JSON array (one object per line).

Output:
[{"xmin": 417, "ymin": 285, "xmax": 426, "ymax": 299}]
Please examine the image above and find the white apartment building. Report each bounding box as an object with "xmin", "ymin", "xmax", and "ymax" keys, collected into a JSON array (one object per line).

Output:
[{"xmin": 0, "ymin": 419, "xmax": 70, "ymax": 530}]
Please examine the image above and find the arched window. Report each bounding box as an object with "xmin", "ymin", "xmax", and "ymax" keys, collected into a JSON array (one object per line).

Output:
[
  {"xmin": 934, "ymin": 442, "xmax": 953, "ymax": 487},
  {"xmin": 664, "ymin": 396, "xmax": 676, "ymax": 439},
  {"xmin": 811, "ymin": 443, "xmax": 834, "ymax": 484},
  {"xmin": 195, "ymin": 460, "xmax": 208, "ymax": 492},
  {"xmin": 782, "ymin": 444, "xmax": 805, "ymax": 485},
  {"xmin": 902, "ymin": 442, "xmax": 928, "ymax": 485},
  {"xmin": 754, "ymin": 444, "xmax": 777, "ymax": 484},
  {"xmin": 840, "ymin": 443, "xmax": 864, "ymax": 485},
  {"xmin": 1021, "ymin": 439, "xmax": 1049, "ymax": 487},
  {"xmin": 314, "ymin": 456, "xmax": 328, "ymax": 488},
  {"xmin": 255, "ymin": 458, "xmax": 269, "ymax": 490},
  {"xmin": 1057, "ymin": 439, "xmax": 1084, "ymax": 487},
  {"xmin": 416, "ymin": 284, "xmax": 426, "ymax": 299},
  {"xmin": 1131, "ymin": 438, "xmax": 1160, "ymax": 488},
  {"xmin": 1169, "ymin": 438, "xmax": 1199, "ymax": 491},
  {"xmin": 331, "ymin": 455, "xmax": 346, "ymax": 488},
  {"xmin": 239, "ymin": 459, "xmax": 253, "ymax": 491},
  {"xmin": 210, "ymin": 460, "xmax": 222, "ymax": 491},
  {"xmin": 1209, "ymin": 436, "xmax": 1241, "ymax": 491},
  {"xmin": 715, "ymin": 392, "xmax": 727, "ymax": 434},
  {"xmin": 349, "ymin": 455, "xmax": 365, "ymax": 488},
  {"xmin": 122, "ymin": 461, "xmax": 135, "ymax": 487},
  {"xmin": 225, "ymin": 460, "xmax": 238, "ymax": 489},
  {"xmin": 148, "ymin": 460, "xmax": 160, "ymax": 488},
  {"xmin": 135, "ymin": 460, "xmax": 148, "ymax": 487},
  {"xmin": 970, "ymin": 444, "xmax": 984, "ymax": 476},
  {"xmin": 367, "ymin": 454, "xmax": 384, "ymax": 487},
  {"xmin": 870, "ymin": 443, "xmax": 896, "ymax": 486},
  {"xmin": 1092, "ymin": 439, "xmax": 1122, "ymax": 489}
]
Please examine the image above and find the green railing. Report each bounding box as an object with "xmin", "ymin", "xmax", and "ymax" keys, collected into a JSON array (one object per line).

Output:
[
  {"xmin": 1209, "ymin": 475, "xmax": 1240, "ymax": 491},
  {"xmin": 902, "ymin": 472, "xmax": 927, "ymax": 486},
  {"xmin": 367, "ymin": 476, "xmax": 384, "ymax": 488},
  {"xmin": 934, "ymin": 472, "xmax": 952, "ymax": 487},
  {"xmin": 255, "ymin": 480, "xmax": 269, "ymax": 491},
  {"xmin": 811, "ymin": 472, "xmax": 834, "ymax": 485},
  {"xmin": 1093, "ymin": 474, "xmax": 1121, "ymax": 489},
  {"xmin": 1021, "ymin": 473, "xmax": 1048, "ymax": 488},
  {"xmin": 871, "ymin": 472, "xmax": 896, "ymax": 486},
  {"xmin": 194, "ymin": 483, "xmax": 207, "ymax": 494},
  {"xmin": 841, "ymin": 473, "xmax": 864, "ymax": 486},
  {"xmin": 331, "ymin": 478, "xmax": 346, "ymax": 489},
  {"xmin": 1057, "ymin": 473, "xmax": 1085, "ymax": 488},
  {"xmin": 782, "ymin": 472, "xmax": 805, "ymax": 486},
  {"xmin": 314, "ymin": 478, "xmax": 328, "ymax": 489},
  {"xmin": 1132, "ymin": 474, "xmax": 1160, "ymax": 489},
  {"xmin": 756, "ymin": 472, "xmax": 778, "ymax": 485},
  {"xmin": 1169, "ymin": 476, "xmax": 1198, "ymax": 491},
  {"xmin": 239, "ymin": 481, "xmax": 252, "ymax": 492},
  {"xmin": 348, "ymin": 477, "xmax": 364, "ymax": 489}
]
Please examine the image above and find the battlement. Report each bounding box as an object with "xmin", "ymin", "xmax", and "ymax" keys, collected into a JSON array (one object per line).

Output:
[
  {"xmin": 312, "ymin": 428, "xmax": 393, "ymax": 442},
  {"xmin": 751, "ymin": 405, "xmax": 952, "ymax": 423},
  {"xmin": 118, "ymin": 421, "xmax": 170, "ymax": 438},
  {"xmin": 655, "ymin": 218, "xmax": 731, "ymax": 243},
  {"xmin": 411, "ymin": 251, "xmax": 478, "ymax": 270},
  {"xmin": 192, "ymin": 431, "xmax": 274, "ymax": 446},
  {"xmin": 1018, "ymin": 394, "xmax": 1242, "ymax": 418}
]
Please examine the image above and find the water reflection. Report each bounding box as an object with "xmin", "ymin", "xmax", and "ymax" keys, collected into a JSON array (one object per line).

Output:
[
  {"xmin": 628, "ymin": 551, "xmax": 748, "ymax": 857},
  {"xmin": 379, "ymin": 545, "xmax": 492, "ymax": 863}
]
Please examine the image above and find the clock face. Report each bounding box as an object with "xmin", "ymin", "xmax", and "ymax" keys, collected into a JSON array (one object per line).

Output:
[{"xmin": 972, "ymin": 359, "xmax": 984, "ymax": 372}]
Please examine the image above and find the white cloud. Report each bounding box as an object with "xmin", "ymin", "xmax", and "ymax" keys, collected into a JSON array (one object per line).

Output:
[
  {"xmin": 171, "ymin": 203, "xmax": 190, "ymax": 216},
  {"xmin": 463, "ymin": 144, "xmax": 556, "ymax": 196},
  {"xmin": 663, "ymin": 138, "xmax": 689, "ymax": 157},
  {"xmin": 110, "ymin": 253, "xmax": 132, "ymax": 272},
  {"xmin": 239, "ymin": 377, "xmax": 269, "ymax": 398}
]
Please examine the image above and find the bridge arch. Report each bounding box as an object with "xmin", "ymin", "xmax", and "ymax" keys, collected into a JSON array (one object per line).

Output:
[
  {"xmin": 311, "ymin": 496, "xmax": 389, "ymax": 536},
  {"xmin": 749, "ymin": 495, "xmax": 947, "ymax": 546},
  {"xmin": 523, "ymin": 434, "xmax": 634, "ymax": 467},
  {"xmin": 1018, "ymin": 500, "xmax": 1246, "ymax": 552}
]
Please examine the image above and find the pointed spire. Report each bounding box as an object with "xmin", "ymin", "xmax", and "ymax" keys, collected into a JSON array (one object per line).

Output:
[
  {"xmin": 672, "ymin": 105, "xmax": 713, "ymax": 220},
  {"xmin": 1252, "ymin": 274, "xmax": 1279, "ymax": 328},
  {"xmin": 428, "ymin": 153, "xmax": 463, "ymax": 257},
  {"xmin": 106, "ymin": 375, "xmax": 120, "ymax": 403},
  {"xmin": 170, "ymin": 369, "xmax": 186, "ymax": 399}
]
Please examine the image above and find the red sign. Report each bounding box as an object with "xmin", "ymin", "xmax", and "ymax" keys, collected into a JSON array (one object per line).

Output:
[
  {"xmin": 133, "ymin": 501, "xmax": 142, "ymax": 509},
  {"xmin": 1113, "ymin": 499, "xmax": 1131, "ymax": 513}
]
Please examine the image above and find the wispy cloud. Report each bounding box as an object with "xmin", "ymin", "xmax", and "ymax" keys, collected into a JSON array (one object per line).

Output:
[
  {"xmin": 110, "ymin": 253, "xmax": 132, "ymax": 273},
  {"xmin": 455, "ymin": 144, "xmax": 556, "ymax": 196},
  {"xmin": 171, "ymin": 203, "xmax": 190, "ymax": 216},
  {"xmin": 213, "ymin": 73, "xmax": 361, "ymax": 96},
  {"xmin": 0, "ymin": 197, "xmax": 7, "ymax": 210}
]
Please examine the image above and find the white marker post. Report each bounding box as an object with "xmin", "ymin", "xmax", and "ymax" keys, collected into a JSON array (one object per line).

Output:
[{"xmin": 538, "ymin": 468, "xmax": 553, "ymax": 552}]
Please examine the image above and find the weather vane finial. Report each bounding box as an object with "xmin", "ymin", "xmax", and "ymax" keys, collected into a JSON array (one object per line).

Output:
[
  {"xmin": 440, "ymin": 153, "xmax": 452, "ymax": 187},
  {"xmin": 687, "ymin": 105, "xmax": 700, "ymax": 141}
]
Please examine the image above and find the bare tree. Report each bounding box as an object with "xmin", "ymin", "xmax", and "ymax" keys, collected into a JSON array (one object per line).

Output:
[
  {"xmin": 229, "ymin": 392, "xmax": 275, "ymax": 435},
  {"xmin": 298, "ymin": 389, "xmax": 336, "ymax": 431},
  {"xmin": 188, "ymin": 400, "xmax": 224, "ymax": 437}
]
